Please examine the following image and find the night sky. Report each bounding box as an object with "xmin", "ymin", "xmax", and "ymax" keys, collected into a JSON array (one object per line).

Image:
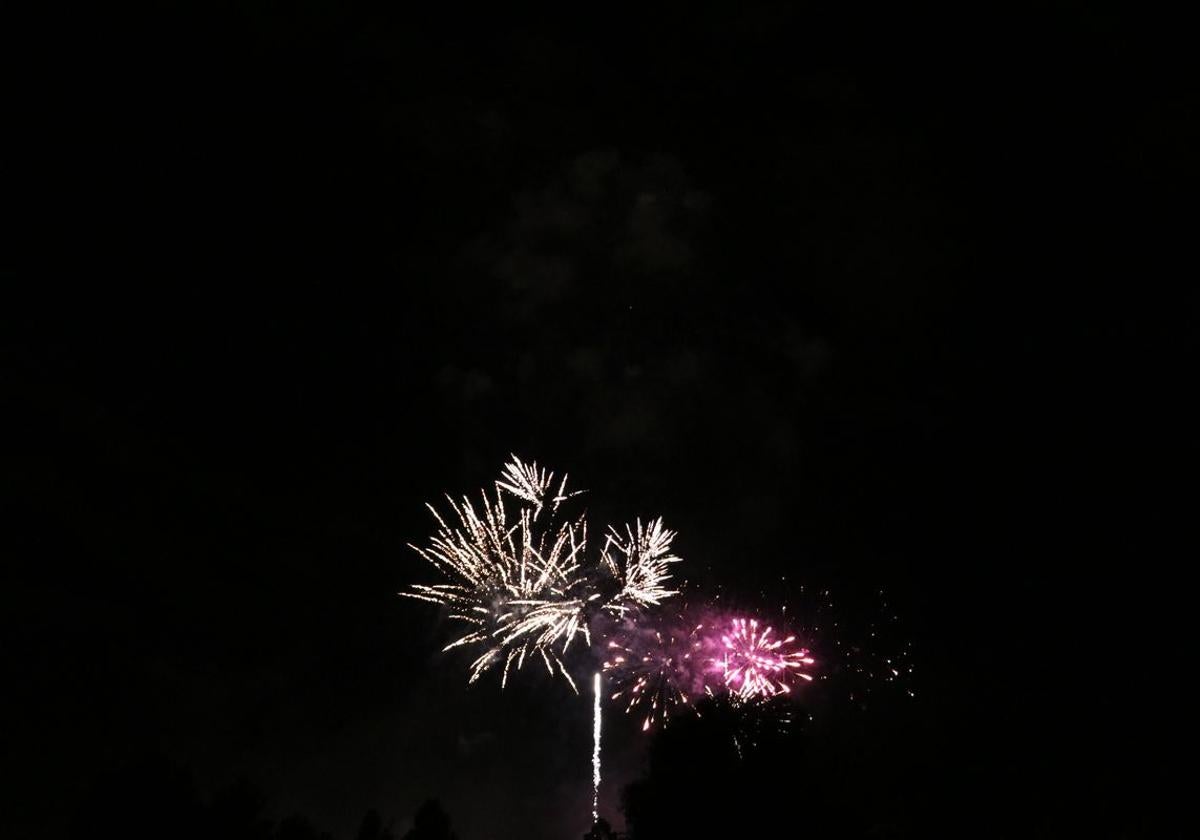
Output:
[{"xmin": 4, "ymin": 3, "xmax": 1193, "ymax": 838}]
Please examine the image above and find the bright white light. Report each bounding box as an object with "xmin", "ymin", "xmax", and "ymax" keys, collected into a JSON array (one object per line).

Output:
[{"xmin": 592, "ymin": 670, "xmax": 602, "ymax": 823}]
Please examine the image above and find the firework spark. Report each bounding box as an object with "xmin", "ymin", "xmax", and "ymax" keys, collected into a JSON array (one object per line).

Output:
[
  {"xmin": 404, "ymin": 456, "xmax": 682, "ymax": 690},
  {"xmin": 603, "ymin": 613, "xmax": 707, "ymax": 731},
  {"xmin": 716, "ymin": 617, "xmax": 814, "ymax": 699}
]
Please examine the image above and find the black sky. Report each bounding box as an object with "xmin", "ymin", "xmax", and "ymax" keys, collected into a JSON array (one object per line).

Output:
[{"xmin": 4, "ymin": 2, "xmax": 1194, "ymax": 838}]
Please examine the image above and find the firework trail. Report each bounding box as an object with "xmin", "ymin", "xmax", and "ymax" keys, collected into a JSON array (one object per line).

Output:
[
  {"xmin": 592, "ymin": 671, "xmax": 601, "ymax": 823},
  {"xmin": 404, "ymin": 456, "xmax": 682, "ymax": 691}
]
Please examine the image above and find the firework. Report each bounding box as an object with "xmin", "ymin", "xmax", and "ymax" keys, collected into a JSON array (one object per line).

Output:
[
  {"xmin": 602, "ymin": 612, "xmax": 707, "ymax": 731},
  {"xmin": 600, "ymin": 518, "xmax": 681, "ymax": 611},
  {"xmin": 603, "ymin": 607, "xmax": 819, "ymax": 733},
  {"xmin": 716, "ymin": 617, "xmax": 814, "ymax": 699},
  {"xmin": 404, "ymin": 456, "xmax": 682, "ymax": 690}
]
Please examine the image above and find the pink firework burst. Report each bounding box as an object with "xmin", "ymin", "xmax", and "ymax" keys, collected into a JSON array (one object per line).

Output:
[{"xmin": 716, "ymin": 617, "xmax": 814, "ymax": 699}]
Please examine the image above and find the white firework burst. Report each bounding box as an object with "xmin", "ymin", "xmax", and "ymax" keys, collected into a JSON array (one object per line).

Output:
[
  {"xmin": 601, "ymin": 517, "xmax": 682, "ymax": 612},
  {"xmin": 405, "ymin": 456, "xmax": 681, "ymax": 691}
]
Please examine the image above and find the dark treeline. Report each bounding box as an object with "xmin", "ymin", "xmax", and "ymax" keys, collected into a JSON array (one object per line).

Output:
[
  {"xmin": 63, "ymin": 678, "xmax": 1150, "ymax": 840},
  {"xmin": 620, "ymin": 695, "xmax": 891, "ymax": 840},
  {"xmin": 68, "ymin": 753, "xmax": 455, "ymax": 840},
  {"xmin": 55, "ymin": 691, "xmax": 1001, "ymax": 840}
]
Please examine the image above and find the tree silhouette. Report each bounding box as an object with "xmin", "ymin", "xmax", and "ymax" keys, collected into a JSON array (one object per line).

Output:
[
  {"xmin": 65, "ymin": 752, "xmax": 406, "ymax": 840},
  {"xmin": 622, "ymin": 696, "xmax": 810, "ymax": 840},
  {"xmin": 583, "ymin": 816, "xmax": 617, "ymax": 840},
  {"xmin": 273, "ymin": 814, "xmax": 328, "ymax": 840},
  {"xmin": 68, "ymin": 753, "xmax": 205, "ymax": 840},
  {"xmin": 401, "ymin": 799, "xmax": 457, "ymax": 840},
  {"xmin": 207, "ymin": 778, "xmax": 274, "ymax": 840},
  {"xmin": 356, "ymin": 808, "xmax": 396, "ymax": 840}
]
